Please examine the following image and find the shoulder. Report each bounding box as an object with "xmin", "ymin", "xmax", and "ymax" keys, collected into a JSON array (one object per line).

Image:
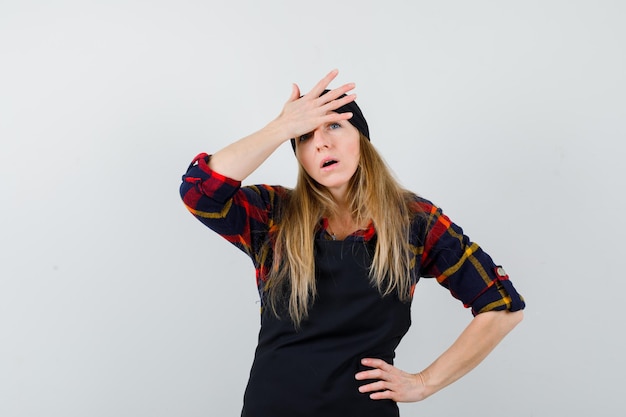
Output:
[
  {"xmin": 404, "ymin": 193, "xmax": 454, "ymax": 243},
  {"xmin": 236, "ymin": 185, "xmax": 293, "ymax": 217},
  {"xmin": 404, "ymin": 192, "xmax": 439, "ymax": 218},
  {"xmin": 241, "ymin": 184, "xmax": 292, "ymax": 202}
]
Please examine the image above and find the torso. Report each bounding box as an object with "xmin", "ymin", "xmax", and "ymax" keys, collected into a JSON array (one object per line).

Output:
[{"xmin": 241, "ymin": 235, "xmax": 411, "ymax": 417}]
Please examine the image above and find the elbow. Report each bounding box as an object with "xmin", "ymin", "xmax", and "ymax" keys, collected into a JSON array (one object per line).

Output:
[
  {"xmin": 477, "ymin": 309, "xmax": 524, "ymax": 334},
  {"xmin": 180, "ymin": 180, "xmax": 191, "ymax": 201},
  {"xmin": 503, "ymin": 309, "xmax": 524, "ymax": 333}
]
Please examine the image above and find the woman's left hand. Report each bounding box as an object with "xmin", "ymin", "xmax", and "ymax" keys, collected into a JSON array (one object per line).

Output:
[{"xmin": 355, "ymin": 358, "xmax": 429, "ymax": 402}]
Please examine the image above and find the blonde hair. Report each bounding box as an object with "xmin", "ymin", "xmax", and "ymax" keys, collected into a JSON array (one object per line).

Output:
[{"xmin": 266, "ymin": 134, "xmax": 417, "ymax": 327}]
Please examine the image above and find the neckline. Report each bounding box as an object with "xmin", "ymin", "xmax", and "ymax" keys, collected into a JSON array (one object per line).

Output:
[{"xmin": 320, "ymin": 218, "xmax": 376, "ymax": 241}]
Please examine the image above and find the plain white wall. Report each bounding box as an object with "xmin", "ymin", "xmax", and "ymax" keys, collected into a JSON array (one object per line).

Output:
[{"xmin": 1, "ymin": 0, "xmax": 624, "ymax": 416}]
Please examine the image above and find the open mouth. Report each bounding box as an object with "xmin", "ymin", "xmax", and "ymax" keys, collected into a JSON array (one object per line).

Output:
[{"xmin": 321, "ymin": 159, "xmax": 338, "ymax": 168}]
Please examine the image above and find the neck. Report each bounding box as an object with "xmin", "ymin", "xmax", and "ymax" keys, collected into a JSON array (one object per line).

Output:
[
  {"xmin": 326, "ymin": 188, "xmax": 365, "ymax": 239},
  {"xmin": 326, "ymin": 209, "xmax": 369, "ymax": 241},
  {"xmin": 328, "ymin": 184, "xmax": 350, "ymax": 208},
  {"xmin": 329, "ymin": 197, "xmax": 353, "ymax": 225}
]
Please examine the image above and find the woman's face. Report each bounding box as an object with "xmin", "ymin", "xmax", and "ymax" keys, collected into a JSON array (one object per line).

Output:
[{"xmin": 295, "ymin": 117, "xmax": 361, "ymax": 200}]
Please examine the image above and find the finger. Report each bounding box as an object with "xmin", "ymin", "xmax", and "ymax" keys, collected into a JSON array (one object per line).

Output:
[
  {"xmin": 358, "ymin": 380, "xmax": 388, "ymax": 394},
  {"xmin": 307, "ymin": 69, "xmax": 339, "ymax": 98},
  {"xmin": 321, "ymin": 93, "xmax": 357, "ymax": 113},
  {"xmin": 361, "ymin": 358, "xmax": 395, "ymax": 372},
  {"xmin": 354, "ymin": 368, "xmax": 385, "ymax": 381},
  {"xmin": 369, "ymin": 390, "xmax": 395, "ymax": 401},
  {"xmin": 320, "ymin": 112, "xmax": 353, "ymax": 125},
  {"xmin": 318, "ymin": 82, "xmax": 356, "ymax": 104},
  {"xmin": 287, "ymin": 83, "xmax": 301, "ymax": 102}
]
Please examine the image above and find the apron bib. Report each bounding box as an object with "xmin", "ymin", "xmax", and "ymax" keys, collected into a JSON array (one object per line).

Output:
[{"xmin": 242, "ymin": 236, "xmax": 412, "ymax": 417}]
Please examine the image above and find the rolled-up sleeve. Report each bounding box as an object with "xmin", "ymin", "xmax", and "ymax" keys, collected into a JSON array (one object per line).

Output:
[
  {"xmin": 416, "ymin": 200, "xmax": 525, "ymax": 315},
  {"xmin": 179, "ymin": 153, "xmax": 286, "ymax": 264}
]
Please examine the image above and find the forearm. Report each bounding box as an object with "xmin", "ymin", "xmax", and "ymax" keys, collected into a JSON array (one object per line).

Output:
[
  {"xmin": 208, "ymin": 121, "xmax": 290, "ymax": 181},
  {"xmin": 420, "ymin": 309, "xmax": 524, "ymax": 397}
]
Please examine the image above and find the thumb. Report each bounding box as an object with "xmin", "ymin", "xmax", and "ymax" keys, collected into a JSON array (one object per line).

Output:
[{"xmin": 287, "ymin": 83, "xmax": 301, "ymax": 102}]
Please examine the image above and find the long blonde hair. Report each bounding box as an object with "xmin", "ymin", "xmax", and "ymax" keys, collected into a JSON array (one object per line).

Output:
[{"xmin": 266, "ymin": 134, "xmax": 417, "ymax": 327}]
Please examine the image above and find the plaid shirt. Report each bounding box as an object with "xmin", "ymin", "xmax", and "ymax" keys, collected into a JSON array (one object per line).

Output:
[{"xmin": 180, "ymin": 153, "xmax": 525, "ymax": 316}]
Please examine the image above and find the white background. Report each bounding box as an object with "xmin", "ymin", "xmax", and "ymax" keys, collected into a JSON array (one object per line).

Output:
[{"xmin": 1, "ymin": 0, "xmax": 624, "ymax": 416}]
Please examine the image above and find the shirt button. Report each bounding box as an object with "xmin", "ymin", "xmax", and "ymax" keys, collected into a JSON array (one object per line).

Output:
[{"xmin": 496, "ymin": 266, "xmax": 507, "ymax": 277}]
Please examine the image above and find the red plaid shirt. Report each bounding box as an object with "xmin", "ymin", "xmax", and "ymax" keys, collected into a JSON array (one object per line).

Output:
[{"xmin": 180, "ymin": 153, "xmax": 525, "ymax": 315}]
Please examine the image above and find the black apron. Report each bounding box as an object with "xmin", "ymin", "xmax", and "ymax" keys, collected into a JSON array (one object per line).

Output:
[{"xmin": 242, "ymin": 236, "xmax": 412, "ymax": 417}]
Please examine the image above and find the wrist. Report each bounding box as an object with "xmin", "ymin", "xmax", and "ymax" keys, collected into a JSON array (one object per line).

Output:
[
  {"xmin": 263, "ymin": 118, "xmax": 295, "ymax": 144},
  {"xmin": 417, "ymin": 370, "xmax": 436, "ymax": 399}
]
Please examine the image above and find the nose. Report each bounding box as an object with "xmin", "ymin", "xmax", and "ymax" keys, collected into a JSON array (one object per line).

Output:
[{"xmin": 312, "ymin": 128, "xmax": 330, "ymax": 151}]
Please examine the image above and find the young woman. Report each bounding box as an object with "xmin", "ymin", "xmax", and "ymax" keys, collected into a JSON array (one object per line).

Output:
[{"xmin": 179, "ymin": 69, "xmax": 525, "ymax": 417}]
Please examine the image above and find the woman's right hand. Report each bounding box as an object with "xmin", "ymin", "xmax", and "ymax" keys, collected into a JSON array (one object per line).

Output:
[
  {"xmin": 270, "ymin": 69, "xmax": 357, "ymax": 142},
  {"xmin": 207, "ymin": 69, "xmax": 356, "ymax": 181}
]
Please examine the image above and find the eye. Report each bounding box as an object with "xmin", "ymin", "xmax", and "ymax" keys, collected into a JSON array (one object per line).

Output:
[
  {"xmin": 299, "ymin": 132, "xmax": 312, "ymax": 142},
  {"xmin": 328, "ymin": 122, "xmax": 341, "ymax": 130}
]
